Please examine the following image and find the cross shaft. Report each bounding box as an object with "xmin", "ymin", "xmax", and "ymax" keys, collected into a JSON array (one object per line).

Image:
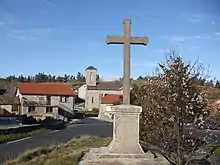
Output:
[{"xmin": 106, "ymin": 19, "xmax": 148, "ymax": 105}]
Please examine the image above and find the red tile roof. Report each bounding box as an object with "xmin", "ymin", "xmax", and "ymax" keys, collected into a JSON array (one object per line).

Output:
[
  {"xmin": 17, "ymin": 82, "xmax": 74, "ymax": 96},
  {"xmin": 101, "ymin": 94, "xmax": 122, "ymax": 104}
]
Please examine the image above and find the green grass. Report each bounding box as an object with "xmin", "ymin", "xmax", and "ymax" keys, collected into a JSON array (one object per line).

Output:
[
  {"xmin": 214, "ymin": 147, "xmax": 220, "ymax": 157},
  {"xmin": 0, "ymin": 125, "xmax": 19, "ymax": 130},
  {"xmin": 5, "ymin": 136, "xmax": 112, "ymax": 165},
  {"xmin": 0, "ymin": 128, "xmax": 47, "ymax": 144}
]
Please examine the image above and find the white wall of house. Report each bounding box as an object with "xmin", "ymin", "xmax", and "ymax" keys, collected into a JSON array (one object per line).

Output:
[
  {"xmin": 78, "ymin": 85, "xmax": 87, "ymax": 100},
  {"xmin": 0, "ymin": 105, "xmax": 12, "ymax": 113},
  {"xmin": 99, "ymin": 104, "xmax": 113, "ymax": 121},
  {"xmin": 16, "ymin": 89, "xmax": 74, "ymax": 115},
  {"xmin": 85, "ymin": 89, "xmax": 123, "ymax": 111}
]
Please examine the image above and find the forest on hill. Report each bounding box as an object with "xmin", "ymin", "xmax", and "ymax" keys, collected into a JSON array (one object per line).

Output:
[
  {"xmin": 0, "ymin": 71, "xmax": 220, "ymax": 102},
  {"xmin": 0, "ymin": 72, "xmax": 99, "ymax": 89}
]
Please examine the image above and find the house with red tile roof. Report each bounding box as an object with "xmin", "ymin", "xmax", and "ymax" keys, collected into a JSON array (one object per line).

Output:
[
  {"xmin": 101, "ymin": 94, "xmax": 122, "ymax": 104},
  {"xmin": 16, "ymin": 82, "xmax": 75, "ymax": 120},
  {"xmin": 99, "ymin": 94, "xmax": 123, "ymax": 121}
]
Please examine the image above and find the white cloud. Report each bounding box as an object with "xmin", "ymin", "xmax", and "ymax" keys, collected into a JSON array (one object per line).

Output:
[
  {"xmin": 181, "ymin": 13, "xmax": 203, "ymax": 23},
  {"xmin": 187, "ymin": 46, "xmax": 199, "ymax": 51},
  {"xmin": 159, "ymin": 34, "xmax": 214, "ymax": 44},
  {"xmin": 159, "ymin": 35, "xmax": 189, "ymax": 43},
  {"xmin": 129, "ymin": 10, "xmax": 148, "ymax": 21},
  {"xmin": 43, "ymin": 0, "xmax": 60, "ymax": 8},
  {"xmin": 212, "ymin": 20, "xmax": 216, "ymax": 25},
  {"xmin": 86, "ymin": 41, "xmax": 105, "ymax": 48},
  {"xmin": 4, "ymin": 27, "xmax": 54, "ymax": 41},
  {"xmin": 132, "ymin": 61, "xmax": 158, "ymax": 68},
  {"xmin": 0, "ymin": 21, "xmax": 6, "ymax": 26},
  {"xmin": 214, "ymin": 32, "xmax": 220, "ymax": 41}
]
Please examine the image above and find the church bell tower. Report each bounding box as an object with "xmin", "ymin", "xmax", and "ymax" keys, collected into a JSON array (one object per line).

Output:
[{"xmin": 85, "ymin": 66, "xmax": 97, "ymax": 86}]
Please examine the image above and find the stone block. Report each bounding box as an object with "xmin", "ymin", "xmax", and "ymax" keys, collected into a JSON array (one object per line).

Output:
[
  {"xmin": 79, "ymin": 147, "xmax": 169, "ymax": 165},
  {"xmin": 108, "ymin": 105, "xmax": 144, "ymax": 154}
]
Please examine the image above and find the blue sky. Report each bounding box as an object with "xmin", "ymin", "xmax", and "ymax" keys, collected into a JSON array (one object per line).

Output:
[{"xmin": 0, "ymin": 0, "xmax": 219, "ymax": 80}]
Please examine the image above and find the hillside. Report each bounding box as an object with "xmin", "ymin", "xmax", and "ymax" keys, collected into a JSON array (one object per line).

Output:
[
  {"xmin": 0, "ymin": 78, "xmax": 10, "ymax": 89},
  {"xmin": 1, "ymin": 78, "xmax": 220, "ymax": 103},
  {"xmin": 204, "ymin": 86, "xmax": 220, "ymax": 103}
]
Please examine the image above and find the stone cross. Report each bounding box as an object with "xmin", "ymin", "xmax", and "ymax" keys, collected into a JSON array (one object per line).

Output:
[
  {"xmin": 79, "ymin": 20, "xmax": 169, "ymax": 164},
  {"xmin": 106, "ymin": 19, "xmax": 148, "ymax": 104}
]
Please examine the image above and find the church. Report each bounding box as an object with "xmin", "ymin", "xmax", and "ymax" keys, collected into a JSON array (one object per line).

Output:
[{"xmin": 78, "ymin": 66, "xmax": 124, "ymax": 119}]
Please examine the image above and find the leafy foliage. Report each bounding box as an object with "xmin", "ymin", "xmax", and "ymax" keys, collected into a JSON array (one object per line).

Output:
[
  {"xmin": 215, "ymin": 81, "xmax": 220, "ymax": 90},
  {"xmin": 131, "ymin": 52, "xmax": 217, "ymax": 164}
]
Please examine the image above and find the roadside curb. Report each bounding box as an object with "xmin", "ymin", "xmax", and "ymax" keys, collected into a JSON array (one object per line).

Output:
[{"xmin": 7, "ymin": 137, "xmax": 31, "ymax": 144}]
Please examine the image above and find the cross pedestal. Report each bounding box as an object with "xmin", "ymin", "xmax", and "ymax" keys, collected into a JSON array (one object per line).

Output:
[
  {"xmin": 108, "ymin": 105, "xmax": 144, "ymax": 154},
  {"xmin": 79, "ymin": 105, "xmax": 169, "ymax": 165}
]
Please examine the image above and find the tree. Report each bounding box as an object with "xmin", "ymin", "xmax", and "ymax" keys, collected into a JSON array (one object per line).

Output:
[
  {"xmin": 131, "ymin": 51, "xmax": 217, "ymax": 164},
  {"xmin": 215, "ymin": 81, "xmax": 220, "ymax": 89},
  {"xmin": 27, "ymin": 76, "xmax": 32, "ymax": 82},
  {"xmin": 96, "ymin": 74, "xmax": 100, "ymax": 81},
  {"xmin": 205, "ymin": 80, "xmax": 214, "ymax": 88},
  {"xmin": 76, "ymin": 72, "xmax": 82, "ymax": 81},
  {"xmin": 137, "ymin": 76, "xmax": 144, "ymax": 80},
  {"xmin": 18, "ymin": 75, "xmax": 25, "ymax": 82},
  {"xmin": 64, "ymin": 74, "xmax": 69, "ymax": 82}
]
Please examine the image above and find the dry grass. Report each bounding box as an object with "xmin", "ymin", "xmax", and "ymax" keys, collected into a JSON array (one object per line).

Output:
[{"xmin": 5, "ymin": 136, "xmax": 112, "ymax": 165}]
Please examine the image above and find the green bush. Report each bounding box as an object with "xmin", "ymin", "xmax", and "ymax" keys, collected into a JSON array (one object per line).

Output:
[{"xmin": 91, "ymin": 108, "xmax": 99, "ymax": 113}]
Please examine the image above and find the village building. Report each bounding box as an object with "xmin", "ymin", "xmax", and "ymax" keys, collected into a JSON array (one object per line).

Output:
[
  {"xmin": 0, "ymin": 83, "xmax": 20, "ymax": 115},
  {"xmin": 16, "ymin": 82, "xmax": 75, "ymax": 121},
  {"xmin": 78, "ymin": 66, "xmax": 124, "ymax": 120},
  {"xmin": 99, "ymin": 94, "xmax": 122, "ymax": 121}
]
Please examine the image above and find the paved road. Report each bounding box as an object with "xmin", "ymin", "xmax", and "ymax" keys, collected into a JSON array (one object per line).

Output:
[
  {"xmin": 0, "ymin": 118, "xmax": 219, "ymax": 164},
  {"xmin": 0, "ymin": 118, "xmax": 112, "ymax": 164}
]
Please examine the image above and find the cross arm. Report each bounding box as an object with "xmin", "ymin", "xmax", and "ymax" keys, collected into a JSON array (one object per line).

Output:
[
  {"xmin": 130, "ymin": 37, "xmax": 148, "ymax": 45},
  {"xmin": 106, "ymin": 36, "xmax": 124, "ymax": 44},
  {"xmin": 106, "ymin": 36, "xmax": 148, "ymax": 45}
]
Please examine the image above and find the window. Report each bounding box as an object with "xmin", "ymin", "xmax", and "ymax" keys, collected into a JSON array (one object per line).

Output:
[
  {"xmin": 46, "ymin": 107, "xmax": 53, "ymax": 113},
  {"xmin": 65, "ymin": 96, "xmax": 69, "ymax": 102},
  {"xmin": 91, "ymin": 97, "xmax": 94, "ymax": 104},
  {"xmin": 90, "ymin": 73, "xmax": 93, "ymax": 82},
  {"xmin": 28, "ymin": 106, "xmax": 35, "ymax": 113},
  {"xmin": 12, "ymin": 104, "xmax": 18, "ymax": 112},
  {"xmin": 46, "ymin": 95, "xmax": 51, "ymax": 105},
  {"xmin": 60, "ymin": 96, "xmax": 69, "ymax": 103}
]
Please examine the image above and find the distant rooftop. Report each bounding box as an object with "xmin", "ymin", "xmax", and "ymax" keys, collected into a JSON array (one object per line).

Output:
[
  {"xmin": 85, "ymin": 66, "xmax": 97, "ymax": 71},
  {"xmin": 17, "ymin": 82, "xmax": 74, "ymax": 96},
  {"xmin": 87, "ymin": 80, "xmax": 123, "ymax": 91}
]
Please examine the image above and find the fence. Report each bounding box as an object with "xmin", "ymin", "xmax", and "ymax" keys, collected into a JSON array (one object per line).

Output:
[{"xmin": 0, "ymin": 115, "xmax": 23, "ymax": 125}]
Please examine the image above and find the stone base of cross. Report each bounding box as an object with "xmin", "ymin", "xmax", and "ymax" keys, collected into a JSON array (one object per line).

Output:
[
  {"xmin": 79, "ymin": 105, "xmax": 169, "ymax": 165},
  {"xmin": 107, "ymin": 105, "xmax": 144, "ymax": 154}
]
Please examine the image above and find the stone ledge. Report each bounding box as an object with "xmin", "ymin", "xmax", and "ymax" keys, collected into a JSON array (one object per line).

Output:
[
  {"xmin": 111, "ymin": 105, "xmax": 142, "ymax": 114},
  {"xmin": 79, "ymin": 147, "xmax": 169, "ymax": 165}
]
